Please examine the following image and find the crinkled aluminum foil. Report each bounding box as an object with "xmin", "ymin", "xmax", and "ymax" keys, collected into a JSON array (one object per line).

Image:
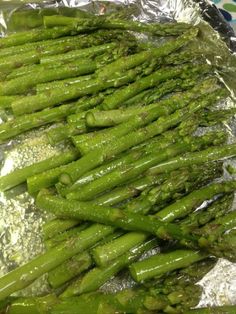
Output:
[{"xmin": 0, "ymin": 0, "xmax": 236, "ymax": 307}]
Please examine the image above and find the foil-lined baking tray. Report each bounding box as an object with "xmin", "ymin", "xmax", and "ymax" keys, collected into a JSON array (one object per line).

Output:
[{"xmin": 0, "ymin": 0, "xmax": 236, "ymax": 308}]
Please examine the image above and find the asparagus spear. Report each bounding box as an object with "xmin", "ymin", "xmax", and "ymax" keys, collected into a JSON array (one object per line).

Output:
[
  {"xmin": 47, "ymin": 171, "xmax": 170, "ymax": 289},
  {"xmin": 36, "ymin": 74, "xmax": 93, "ymax": 94},
  {"xmin": 100, "ymin": 64, "xmax": 211, "ymax": 111},
  {"xmin": 78, "ymin": 78, "xmax": 219, "ymax": 154},
  {"xmin": 60, "ymin": 127, "xmax": 188, "ymax": 196},
  {"xmin": 11, "ymin": 65, "xmax": 142, "ymax": 115},
  {"xmin": 6, "ymin": 294, "xmax": 58, "ymax": 314},
  {"xmin": 92, "ymin": 171, "xmax": 167, "ymax": 207},
  {"xmin": 59, "ymin": 89, "xmax": 225, "ymax": 186},
  {"xmin": 44, "ymin": 15, "xmax": 192, "ymax": 36},
  {"xmin": 180, "ymin": 193, "xmax": 234, "ymax": 230},
  {"xmin": 48, "ymin": 160, "xmax": 221, "ymax": 285},
  {"xmin": 69, "ymin": 124, "xmax": 219, "ymax": 193},
  {"xmin": 122, "ymin": 183, "xmax": 235, "ymax": 260},
  {"xmin": 85, "ymin": 98, "xmax": 182, "ymax": 127},
  {"xmin": 48, "ymin": 229, "xmax": 123, "ymax": 289},
  {"xmin": 95, "ymin": 181, "xmax": 236, "ymax": 268},
  {"xmin": 155, "ymin": 180, "xmax": 235, "ymax": 222},
  {"xmin": 42, "ymin": 218, "xmax": 80, "ymax": 240},
  {"xmin": 0, "ymin": 297, "xmax": 17, "ymax": 314},
  {"xmin": 60, "ymin": 246, "xmax": 213, "ymax": 300},
  {"xmin": 120, "ymin": 77, "xmax": 197, "ymax": 109},
  {"xmin": 0, "ymin": 96, "xmax": 21, "ymax": 109},
  {"xmin": 0, "ymin": 148, "xmax": 79, "ymax": 192},
  {"xmin": 27, "ymin": 162, "xmax": 77, "ymax": 196},
  {"xmin": 8, "ymin": 293, "xmax": 112, "ymax": 314},
  {"xmin": 28, "ymin": 82, "xmax": 213, "ymax": 193},
  {"xmin": 0, "ymin": 38, "xmax": 109, "ymax": 73},
  {"xmin": 44, "ymin": 86, "xmax": 116, "ymax": 146},
  {"xmin": 2, "ymin": 30, "xmax": 133, "ymax": 74},
  {"xmin": 6, "ymin": 29, "xmax": 131, "ymax": 79},
  {"xmin": 60, "ymin": 238, "xmax": 157, "ymax": 298},
  {"xmin": 12, "ymin": 28, "xmax": 198, "ymax": 112},
  {"xmin": 199, "ymin": 108, "xmax": 236, "ymax": 126},
  {"xmin": 45, "ymin": 223, "xmax": 90, "ymax": 249},
  {"xmin": 96, "ymin": 28, "xmax": 198, "ymax": 80},
  {"xmin": 66, "ymin": 131, "xmax": 224, "ymax": 201},
  {"xmin": 129, "ymin": 249, "xmax": 206, "ymax": 282},
  {"xmin": 77, "ymin": 179, "xmax": 236, "ymax": 265},
  {"xmin": 49, "ymin": 253, "xmax": 93, "ymax": 291},
  {"xmin": 126, "ymin": 161, "xmax": 223, "ymax": 214},
  {"xmin": 39, "ymin": 40, "xmax": 129, "ymax": 65},
  {"xmin": 45, "ymin": 93, "xmax": 107, "ymax": 145},
  {"xmin": 48, "ymin": 121, "xmax": 87, "ymax": 146},
  {"xmin": 7, "ymin": 63, "xmax": 49, "ymax": 80},
  {"xmin": 147, "ymin": 143, "xmax": 236, "ymax": 176},
  {"xmin": 13, "ymin": 61, "xmax": 201, "ymax": 116},
  {"xmin": 195, "ymin": 208, "xmax": 236, "ymax": 261},
  {"xmin": 84, "ymin": 77, "xmax": 213, "ymax": 128},
  {"xmin": 0, "ymin": 32, "xmax": 108, "ymax": 59},
  {"xmin": 35, "ymin": 189, "xmax": 198, "ymax": 249},
  {"xmin": 7, "ymin": 7, "xmax": 92, "ymax": 32},
  {"xmin": 6, "ymin": 259, "xmax": 216, "ymax": 313},
  {"xmin": 92, "ymin": 163, "xmax": 223, "ymax": 267},
  {"xmin": 0, "ymin": 26, "xmax": 76, "ymax": 48},
  {"xmin": 65, "ymin": 113, "xmax": 202, "ymax": 197},
  {"xmin": 0, "ymin": 224, "xmax": 114, "ymax": 301},
  {"xmin": 31, "ymin": 161, "xmax": 167, "ymax": 240},
  {"xmin": 0, "ymin": 36, "xmax": 78, "ymax": 59},
  {"xmin": 0, "ymin": 102, "xmax": 80, "ymax": 143},
  {"xmin": 64, "ymin": 133, "xmax": 174, "ymax": 197},
  {"xmin": 0, "ymin": 57, "xmax": 107, "ymax": 95}
]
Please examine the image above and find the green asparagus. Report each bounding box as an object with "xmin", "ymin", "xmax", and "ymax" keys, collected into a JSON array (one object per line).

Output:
[
  {"xmin": 0, "ymin": 102, "xmax": 79, "ymax": 143},
  {"xmin": 0, "ymin": 148, "xmax": 79, "ymax": 191},
  {"xmin": 48, "ymin": 230, "xmax": 123, "ymax": 289},
  {"xmin": 92, "ymin": 163, "xmax": 223, "ymax": 267},
  {"xmin": 60, "ymin": 128, "xmax": 186, "ymax": 196},
  {"xmin": 100, "ymin": 64, "xmax": 211, "ymax": 111},
  {"xmin": 44, "ymin": 15, "xmax": 192, "ymax": 36},
  {"xmin": 0, "ymin": 96, "xmax": 21, "ymax": 109},
  {"xmin": 129, "ymin": 249, "xmax": 206, "ymax": 282},
  {"xmin": 101, "ymin": 180, "xmax": 236, "ymax": 263},
  {"xmin": 84, "ymin": 78, "xmax": 209, "ymax": 128},
  {"xmin": 5, "ymin": 259, "xmax": 217, "ymax": 314},
  {"xmin": 77, "ymin": 78, "xmax": 219, "ymax": 154},
  {"xmin": 0, "ymin": 37, "xmax": 107, "ymax": 72},
  {"xmin": 36, "ymin": 74, "xmax": 93, "ymax": 93},
  {"xmin": 42, "ymin": 218, "xmax": 80, "ymax": 240},
  {"xmin": 180, "ymin": 193, "xmax": 234, "ymax": 230},
  {"xmin": 36, "ymin": 190, "xmax": 201, "ymax": 247},
  {"xmin": 45, "ymin": 223, "xmax": 90, "ymax": 249},
  {"xmin": 60, "ymin": 238, "xmax": 157, "ymax": 298},
  {"xmin": 39, "ymin": 41, "xmax": 124, "ymax": 65},
  {"xmin": 59, "ymin": 90, "xmax": 225, "ymax": 185},
  {"xmin": 66, "ymin": 132, "xmax": 224, "ymax": 201},
  {"xmin": 97, "ymin": 28, "xmax": 198, "ymax": 79},
  {"xmin": 11, "ymin": 66, "xmax": 141, "ymax": 115},
  {"xmin": 147, "ymin": 143, "xmax": 236, "ymax": 176},
  {"xmin": 0, "ymin": 12, "xmax": 234, "ymax": 314},
  {"xmin": 0, "ymin": 26, "xmax": 77, "ymax": 48},
  {"xmin": 0, "ymin": 224, "xmax": 113, "ymax": 301},
  {"xmin": 0, "ymin": 59, "xmax": 100, "ymax": 95}
]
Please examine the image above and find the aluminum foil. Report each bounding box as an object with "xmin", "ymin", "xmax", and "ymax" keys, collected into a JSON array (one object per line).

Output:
[{"xmin": 0, "ymin": 0, "xmax": 236, "ymax": 308}]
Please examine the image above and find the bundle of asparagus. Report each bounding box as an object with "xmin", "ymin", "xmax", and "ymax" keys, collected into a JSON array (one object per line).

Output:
[{"xmin": 0, "ymin": 6, "xmax": 235, "ymax": 314}]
